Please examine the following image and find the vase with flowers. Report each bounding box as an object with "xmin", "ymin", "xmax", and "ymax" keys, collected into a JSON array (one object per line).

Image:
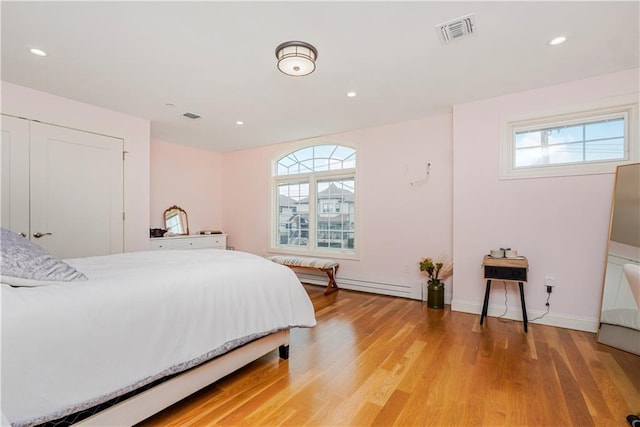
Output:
[{"xmin": 419, "ymin": 256, "xmax": 453, "ymax": 308}]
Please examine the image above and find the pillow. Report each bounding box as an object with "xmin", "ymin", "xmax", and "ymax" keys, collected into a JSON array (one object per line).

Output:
[{"xmin": 1, "ymin": 227, "xmax": 87, "ymax": 287}]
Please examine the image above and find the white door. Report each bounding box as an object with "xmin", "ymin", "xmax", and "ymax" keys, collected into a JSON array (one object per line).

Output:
[
  {"xmin": 30, "ymin": 122, "xmax": 124, "ymax": 258},
  {"xmin": 0, "ymin": 115, "xmax": 30, "ymax": 237}
]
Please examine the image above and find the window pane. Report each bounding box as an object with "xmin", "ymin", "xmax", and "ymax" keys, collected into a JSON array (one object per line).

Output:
[
  {"xmin": 585, "ymin": 138, "xmax": 625, "ymax": 161},
  {"xmin": 277, "ymin": 182, "xmax": 309, "ymax": 247},
  {"xmin": 295, "ymin": 147, "xmax": 314, "ymax": 162},
  {"xmin": 548, "ymin": 143, "xmax": 584, "ymax": 164},
  {"xmin": 332, "ymin": 146, "xmax": 355, "ymax": 161},
  {"xmin": 300, "ymin": 159, "xmax": 314, "ymax": 173},
  {"xmin": 314, "ymin": 157, "xmax": 329, "ymax": 172},
  {"xmin": 514, "ymin": 147, "xmax": 543, "ymax": 167},
  {"xmin": 316, "ymin": 178, "xmax": 355, "ymax": 249},
  {"xmin": 547, "ymin": 125, "xmax": 583, "ymax": 145},
  {"xmin": 276, "ymin": 144, "xmax": 356, "ymax": 176},
  {"xmin": 585, "ymin": 119, "xmax": 624, "ymax": 141},
  {"xmin": 313, "ymin": 145, "xmax": 335, "ymax": 159},
  {"xmin": 515, "ymin": 131, "xmax": 542, "ymax": 149}
]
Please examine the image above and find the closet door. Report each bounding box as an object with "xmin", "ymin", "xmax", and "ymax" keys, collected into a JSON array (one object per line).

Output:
[
  {"xmin": 30, "ymin": 122, "xmax": 124, "ymax": 258},
  {"xmin": 0, "ymin": 115, "xmax": 30, "ymax": 237}
]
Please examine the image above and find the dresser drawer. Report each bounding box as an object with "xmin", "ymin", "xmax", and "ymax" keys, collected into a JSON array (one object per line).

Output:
[
  {"xmin": 150, "ymin": 239, "xmax": 171, "ymax": 250},
  {"xmin": 484, "ymin": 266, "xmax": 527, "ymax": 281},
  {"xmin": 150, "ymin": 234, "xmax": 227, "ymax": 250}
]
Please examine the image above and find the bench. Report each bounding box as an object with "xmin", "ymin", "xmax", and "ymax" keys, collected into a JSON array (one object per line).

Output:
[{"xmin": 267, "ymin": 255, "xmax": 339, "ymax": 295}]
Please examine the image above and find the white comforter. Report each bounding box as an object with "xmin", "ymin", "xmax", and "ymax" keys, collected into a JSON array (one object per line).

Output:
[{"xmin": 1, "ymin": 249, "xmax": 316, "ymax": 427}]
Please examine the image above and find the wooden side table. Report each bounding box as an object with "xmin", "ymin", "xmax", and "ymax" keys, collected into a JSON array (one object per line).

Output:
[{"xmin": 480, "ymin": 255, "xmax": 529, "ymax": 332}]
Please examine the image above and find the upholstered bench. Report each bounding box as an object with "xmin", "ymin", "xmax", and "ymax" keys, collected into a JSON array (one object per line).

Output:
[{"xmin": 267, "ymin": 255, "xmax": 339, "ymax": 295}]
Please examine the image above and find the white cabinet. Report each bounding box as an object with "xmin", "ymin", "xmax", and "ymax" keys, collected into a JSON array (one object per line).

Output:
[{"xmin": 150, "ymin": 234, "xmax": 227, "ymax": 250}]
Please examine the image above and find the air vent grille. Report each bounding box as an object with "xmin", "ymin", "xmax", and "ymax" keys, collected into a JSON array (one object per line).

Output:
[
  {"xmin": 183, "ymin": 112, "xmax": 201, "ymax": 119},
  {"xmin": 437, "ymin": 14, "xmax": 476, "ymax": 43}
]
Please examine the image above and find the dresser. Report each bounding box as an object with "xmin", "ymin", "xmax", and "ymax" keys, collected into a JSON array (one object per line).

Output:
[{"xmin": 150, "ymin": 234, "xmax": 227, "ymax": 250}]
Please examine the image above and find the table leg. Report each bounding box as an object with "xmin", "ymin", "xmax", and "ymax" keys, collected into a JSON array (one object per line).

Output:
[
  {"xmin": 480, "ymin": 279, "xmax": 492, "ymax": 326},
  {"xmin": 518, "ymin": 281, "xmax": 528, "ymax": 333},
  {"xmin": 324, "ymin": 266, "xmax": 339, "ymax": 295}
]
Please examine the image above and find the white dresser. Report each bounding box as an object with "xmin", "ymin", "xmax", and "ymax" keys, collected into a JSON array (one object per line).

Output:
[{"xmin": 150, "ymin": 234, "xmax": 227, "ymax": 250}]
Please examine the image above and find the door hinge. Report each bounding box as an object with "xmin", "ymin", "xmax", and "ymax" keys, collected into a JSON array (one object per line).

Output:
[{"xmin": 123, "ymin": 212, "xmax": 126, "ymax": 221}]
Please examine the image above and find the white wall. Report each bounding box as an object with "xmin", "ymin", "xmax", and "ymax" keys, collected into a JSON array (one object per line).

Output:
[
  {"xmin": 451, "ymin": 69, "xmax": 640, "ymax": 332},
  {"xmin": 1, "ymin": 81, "xmax": 151, "ymax": 251}
]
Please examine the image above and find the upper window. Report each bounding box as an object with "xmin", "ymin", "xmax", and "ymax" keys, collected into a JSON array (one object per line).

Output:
[
  {"xmin": 276, "ymin": 145, "xmax": 356, "ymax": 175},
  {"xmin": 501, "ymin": 102, "xmax": 638, "ymax": 179},
  {"xmin": 272, "ymin": 145, "xmax": 356, "ymax": 257}
]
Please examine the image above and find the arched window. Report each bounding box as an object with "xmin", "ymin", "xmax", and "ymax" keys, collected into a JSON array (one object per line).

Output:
[{"xmin": 272, "ymin": 144, "xmax": 356, "ymax": 256}]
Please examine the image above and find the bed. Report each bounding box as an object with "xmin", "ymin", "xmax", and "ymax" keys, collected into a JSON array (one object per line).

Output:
[{"xmin": 0, "ymin": 228, "xmax": 316, "ymax": 427}]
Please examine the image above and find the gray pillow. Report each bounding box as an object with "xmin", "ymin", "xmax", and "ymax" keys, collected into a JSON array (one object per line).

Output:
[{"xmin": 1, "ymin": 227, "xmax": 87, "ymax": 287}]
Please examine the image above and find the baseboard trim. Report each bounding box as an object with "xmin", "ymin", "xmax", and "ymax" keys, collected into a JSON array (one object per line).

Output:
[
  {"xmin": 296, "ymin": 273, "xmax": 597, "ymax": 332},
  {"xmin": 451, "ymin": 299, "xmax": 599, "ymax": 333},
  {"xmin": 296, "ymin": 272, "xmax": 420, "ymax": 299}
]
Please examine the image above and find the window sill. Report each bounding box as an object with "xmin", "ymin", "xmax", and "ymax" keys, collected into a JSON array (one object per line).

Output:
[{"xmin": 500, "ymin": 159, "xmax": 635, "ymax": 180}]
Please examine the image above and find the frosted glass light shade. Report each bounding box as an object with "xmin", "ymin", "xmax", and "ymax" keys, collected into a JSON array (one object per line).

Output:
[{"xmin": 275, "ymin": 41, "xmax": 318, "ymax": 76}]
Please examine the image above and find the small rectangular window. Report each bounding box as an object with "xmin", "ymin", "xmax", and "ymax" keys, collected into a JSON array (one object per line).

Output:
[
  {"xmin": 501, "ymin": 102, "xmax": 637, "ymax": 179},
  {"xmin": 514, "ymin": 117, "xmax": 625, "ymax": 168}
]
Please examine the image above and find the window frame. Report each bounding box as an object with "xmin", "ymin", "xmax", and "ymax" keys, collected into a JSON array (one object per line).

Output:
[
  {"xmin": 500, "ymin": 100, "xmax": 638, "ymax": 179},
  {"xmin": 270, "ymin": 144, "xmax": 358, "ymax": 260}
]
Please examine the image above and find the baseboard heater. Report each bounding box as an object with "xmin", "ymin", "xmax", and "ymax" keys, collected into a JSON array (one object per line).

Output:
[{"xmin": 295, "ymin": 271, "xmax": 416, "ymax": 299}]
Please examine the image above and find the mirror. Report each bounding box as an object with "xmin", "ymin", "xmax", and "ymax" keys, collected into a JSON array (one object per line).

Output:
[
  {"xmin": 164, "ymin": 205, "xmax": 189, "ymax": 236},
  {"xmin": 598, "ymin": 163, "xmax": 640, "ymax": 355}
]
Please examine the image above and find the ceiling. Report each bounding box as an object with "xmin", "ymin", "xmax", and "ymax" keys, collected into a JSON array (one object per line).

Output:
[{"xmin": 2, "ymin": 1, "xmax": 638, "ymax": 153}]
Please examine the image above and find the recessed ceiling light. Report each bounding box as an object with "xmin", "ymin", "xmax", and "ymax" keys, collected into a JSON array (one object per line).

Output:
[
  {"xmin": 236, "ymin": 121, "xmax": 244, "ymax": 125},
  {"xmin": 549, "ymin": 36, "xmax": 567, "ymax": 46},
  {"xmin": 29, "ymin": 48, "xmax": 47, "ymax": 57},
  {"xmin": 347, "ymin": 91, "xmax": 357, "ymax": 98},
  {"xmin": 165, "ymin": 103, "xmax": 175, "ymax": 108}
]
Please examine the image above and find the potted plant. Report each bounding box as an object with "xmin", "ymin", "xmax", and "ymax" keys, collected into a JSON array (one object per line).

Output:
[{"xmin": 419, "ymin": 256, "xmax": 453, "ymax": 309}]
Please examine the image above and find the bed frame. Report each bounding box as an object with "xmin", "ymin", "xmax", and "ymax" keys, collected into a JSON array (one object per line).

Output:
[{"xmin": 77, "ymin": 330, "xmax": 290, "ymax": 426}]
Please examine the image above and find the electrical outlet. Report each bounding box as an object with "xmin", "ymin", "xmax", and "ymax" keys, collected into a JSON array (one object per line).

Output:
[{"xmin": 544, "ymin": 276, "xmax": 556, "ymax": 288}]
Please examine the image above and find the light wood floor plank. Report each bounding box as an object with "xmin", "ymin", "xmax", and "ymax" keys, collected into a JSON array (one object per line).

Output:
[{"xmin": 139, "ymin": 285, "xmax": 640, "ymax": 426}]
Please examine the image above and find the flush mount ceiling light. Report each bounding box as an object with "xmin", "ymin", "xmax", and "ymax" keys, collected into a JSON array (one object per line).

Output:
[{"xmin": 275, "ymin": 41, "xmax": 318, "ymax": 76}]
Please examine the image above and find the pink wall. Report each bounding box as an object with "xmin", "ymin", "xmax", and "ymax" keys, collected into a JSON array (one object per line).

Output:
[
  {"xmin": 150, "ymin": 139, "xmax": 223, "ymax": 234},
  {"xmin": 452, "ymin": 69, "xmax": 639, "ymax": 331},
  {"xmin": 2, "ymin": 82, "xmax": 151, "ymax": 252},
  {"xmin": 147, "ymin": 68, "xmax": 638, "ymax": 331},
  {"xmin": 222, "ymin": 114, "xmax": 453, "ymax": 299}
]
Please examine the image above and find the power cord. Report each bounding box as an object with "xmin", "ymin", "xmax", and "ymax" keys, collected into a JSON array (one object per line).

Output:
[
  {"xmin": 495, "ymin": 281, "xmax": 552, "ymax": 323},
  {"xmin": 529, "ymin": 287, "xmax": 551, "ymax": 322},
  {"xmin": 496, "ymin": 281, "xmax": 510, "ymax": 321}
]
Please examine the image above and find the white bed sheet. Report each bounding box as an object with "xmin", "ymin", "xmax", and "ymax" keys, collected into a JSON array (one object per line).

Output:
[{"xmin": 1, "ymin": 249, "xmax": 316, "ymax": 427}]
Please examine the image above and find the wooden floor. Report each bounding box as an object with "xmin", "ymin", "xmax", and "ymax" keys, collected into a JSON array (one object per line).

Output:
[{"xmin": 140, "ymin": 285, "xmax": 640, "ymax": 426}]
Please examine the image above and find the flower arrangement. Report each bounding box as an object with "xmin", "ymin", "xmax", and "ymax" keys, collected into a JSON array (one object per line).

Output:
[{"xmin": 419, "ymin": 256, "xmax": 453, "ymax": 289}]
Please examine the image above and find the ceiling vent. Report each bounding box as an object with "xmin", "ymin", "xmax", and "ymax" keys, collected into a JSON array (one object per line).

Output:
[
  {"xmin": 183, "ymin": 112, "xmax": 201, "ymax": 119},
  {"xmin": 436, "ymin": 14, "xmax": 476, "ymax": 44}
]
